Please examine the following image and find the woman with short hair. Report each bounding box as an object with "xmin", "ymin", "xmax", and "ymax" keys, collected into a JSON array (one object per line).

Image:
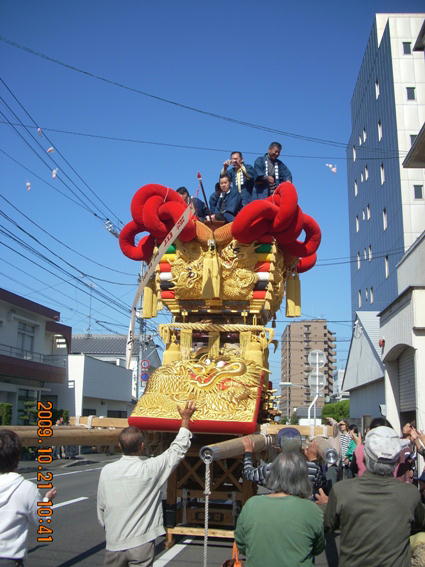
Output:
[{"xmin": 235, "ymin": 451, "xmax": 325, "ymax": 567}]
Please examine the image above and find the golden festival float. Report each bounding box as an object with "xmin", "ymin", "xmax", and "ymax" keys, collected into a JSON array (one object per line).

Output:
[{"xmin": 117, "ymin": 180, "xmax": 322, "ymax": 540}]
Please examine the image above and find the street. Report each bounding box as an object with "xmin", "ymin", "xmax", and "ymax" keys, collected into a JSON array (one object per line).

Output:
[{"xmin": 20, "ymin": 455, "xmax": 331, "ymax": 566}]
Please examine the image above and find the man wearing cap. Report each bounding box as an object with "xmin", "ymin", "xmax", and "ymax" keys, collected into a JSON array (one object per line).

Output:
[{"xmin": 319, "ymin": 426, "xmax": 425, "ymax": 567}]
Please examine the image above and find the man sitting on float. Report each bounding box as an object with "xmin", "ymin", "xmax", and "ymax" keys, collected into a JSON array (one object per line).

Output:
[{"xmin": 208, "ymin": 173, "xmax": 242, "ymax": 223}]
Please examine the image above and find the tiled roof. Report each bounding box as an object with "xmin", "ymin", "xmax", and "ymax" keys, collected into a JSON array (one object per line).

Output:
[{"xmin": 71, "ymin": 334, "xmax": 156, "ymax": 357}]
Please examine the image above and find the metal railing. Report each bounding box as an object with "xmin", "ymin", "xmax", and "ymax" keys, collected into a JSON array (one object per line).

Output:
[{"xmin": 0, "ymin": 343, "xmax": 67, "ymax": 368}]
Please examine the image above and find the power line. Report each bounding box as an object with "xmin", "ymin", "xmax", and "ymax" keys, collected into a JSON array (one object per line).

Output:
[
  {"xmin": 0, "ymin": 206, "xmax": 134, "ymax": 286},
  {"xmin": 0, "ymin": 262, "xmax": 127, "ymax": 329},
  {"xmin": 0, "ymin": 192, "xmax": 135, "ymax": 276},
  {"xmin": 0, "ymin": 95, "xmax": 113, "ymax": 222},
  {"xmin": 0, "ymin": 77, "xmax": 124, "ymax": 227},
  {"xmin": 0, "ymin": 147, "xmax": 103, "ymax": 214},
  {"xmin": 0, "ymin": 237, "xmax": 130, "ymax": 317},
  {"xmin": 0, "ymin": 36, "xmax": 357, "ymax": 149},
  {"xmin": 0, "ymin": 121, "xmax": 409, "ymax": 161},
  {"xmin": 0, "ymin": 107, "xmax": 100, "ymax": 218}
]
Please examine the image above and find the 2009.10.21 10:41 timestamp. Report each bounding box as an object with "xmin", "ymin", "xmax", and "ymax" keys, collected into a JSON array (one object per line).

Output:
[{"xmin": 36, "ymin": 401, "xmax": 55, "ymax": 543}]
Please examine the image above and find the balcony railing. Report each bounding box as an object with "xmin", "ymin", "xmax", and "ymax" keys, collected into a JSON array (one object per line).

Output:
[{"xmin": 0, "ymin": 343, "xmax": 67, "ymax": 368}]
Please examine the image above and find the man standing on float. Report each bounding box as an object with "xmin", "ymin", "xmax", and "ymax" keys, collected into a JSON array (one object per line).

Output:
[
  {"xmin": 253, "ymin": 142, "xmax": 292, "ymax": 199},
  {"xmin": 221, "ymin": 151, "xmax": 255, "ymax": 206}
]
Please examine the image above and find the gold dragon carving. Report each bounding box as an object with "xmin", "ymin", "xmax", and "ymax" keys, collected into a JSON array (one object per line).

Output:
[{"xmin": 132, "ymin": 351, "xmax": 266, "ymax": 422}]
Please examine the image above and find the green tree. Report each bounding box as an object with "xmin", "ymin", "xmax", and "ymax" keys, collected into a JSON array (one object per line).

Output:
[
  {"xmin": 321, "ymin": 400, "xmax": 350, "ymax": 423},
  {"xmin": 19, "ymin": 401, "xmax": 38, "ymax": 425},
  {"xmin": 0, "ymin": 403, "xmax": 12, "ymax": 425}
]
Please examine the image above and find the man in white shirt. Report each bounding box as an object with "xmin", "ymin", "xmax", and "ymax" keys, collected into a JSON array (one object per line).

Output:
[{"xmin": 97, "ymin": 401, "xmax": 196, "ymax": 567}]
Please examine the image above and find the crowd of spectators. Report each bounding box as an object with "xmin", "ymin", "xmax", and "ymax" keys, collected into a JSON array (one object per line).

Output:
[{"xmin": 237, "ymin": 419, "xmax": 425, "ymax": 567}]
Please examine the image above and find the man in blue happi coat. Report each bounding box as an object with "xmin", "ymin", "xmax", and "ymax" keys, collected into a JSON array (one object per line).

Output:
[
  {"xmin": 209, "ymin": 173, "xmax": 242, "ymax": 223},
  {"xmin": 253, "ymin": 142, "xmax": 292, "ymax": 199},
  {"xmin": 221, "ymin": 151, "xmax": 255, "ymax": 206},
  {"xmin": 176, "ymin": 186, "xmax": 208, "ymax": 221}
]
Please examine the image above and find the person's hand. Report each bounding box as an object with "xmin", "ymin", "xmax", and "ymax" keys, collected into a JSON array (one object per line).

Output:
[
  {"xmin": 266, "ymin": 175, "xmax": 275, "ymax": 186},
  {"xmin": 315, "ymin": 488, "xmax": 328, "ymax": 506},
  {"xmin": 223, "ymin": 160, "xmax": 231, "ymax": 170},
  {"xmin": 349, "ymin": 430, "xmax": 362, "ymax": 445},
  {"xmin": 410, "ymin": 427, "xmax": 418, "ymax": 441},
  {"xmin": 327, "ymin": 417, "xmax": 337, "ymax": 425},
  {"xmin": 177, "ymin": 400, "xmax": 197, "ymax": 429},
  {"xmin": 45, "ymin": 488, "xmax": 57, "ymax": 500},
  {"xmin": 241, "ymin": 435, "xmax": 254, "ymax": 453}
]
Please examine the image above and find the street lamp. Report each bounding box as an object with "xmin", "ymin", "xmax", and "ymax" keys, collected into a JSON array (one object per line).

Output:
[{"xmin": 307, "ymin": 349, "xmax": 326, "ymax": 438}]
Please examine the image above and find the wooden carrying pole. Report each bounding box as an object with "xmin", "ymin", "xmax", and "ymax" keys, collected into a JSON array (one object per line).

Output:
[
  {"xmin": 0, "ymin": 426, "xmax": 122, "ymax": 447},
  {"xmin": 199, "ymin": 434, "xmax": 274, "ymax": 462}
]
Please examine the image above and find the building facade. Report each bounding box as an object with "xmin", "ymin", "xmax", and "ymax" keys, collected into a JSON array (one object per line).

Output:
[
  {"xmin": 279, "ymin": 320, "xmax": 336, "ymax": 421},
  {"xmin": 71, "ymin": 334, "xmax": 161, "ymax": 401},
  {"xmin": 0, "ymin": 288, "xmax": 71, "ymax": 424},
  {"xmin": 347, "ymin": 13, "xmax": 425, "ymax": 316}
]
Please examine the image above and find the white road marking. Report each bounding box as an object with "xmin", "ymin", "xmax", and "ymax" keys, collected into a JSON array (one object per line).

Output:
[
  {"xmin": 153, "ymin": 539, "xmax": 193, "ymax": 566},
  {"xmin": 28, "ymin": 467, "xmax": 103, "ymax": 481},
  {"xmin": 52, "ymin": 497, "xmax": 88, "ymax": 509}
]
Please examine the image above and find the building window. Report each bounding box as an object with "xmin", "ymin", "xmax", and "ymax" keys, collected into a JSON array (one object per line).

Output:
[
  {"xmin": 360, "ymin": 172, "xmax": 364, "ymax": 183},
  {"xmin": 362, "ymin": 209, "xmax": 366, "ymax": 221},
  {"xmin": 406, "ymin": 87, "xmax": 416, "ymax": 101},
  {"xmin": 375, "ymin": 79, "xmax": 380, "ymax": 99},
  {"xmin": 357, "ymin": 252, "xmax": 361, "ymax": 270},
  {"xmin": 382, "ymin": 208, "xmax": 388, "ymax": 230},
  {"xmin": 414, "ymin": 185, "xmax": 423, "ymax": 199},
  {"xmin": 380, "ymin": 163, "xmax": 385, "ymax": 185},
  {"xmin": 366, "ymin": 204, "xmax": 371, "ymax": 219},
  {"xmin": 368, "ymin": 245, "xmax": 372, "ymax": 261},
  {"xmin": 365, "ymin": 288, "xmax": 369, "ymax": 302},
  {"xmin": 385, "ymin": 256, "xmax": 389, "ymax": 279},
  {"xmin": 358, "ymin": 135, "xmax": 362, "ymax": 146},
  {"xmin": 363, "ymin": 128, "xmax": 367, "ymax": 143},
  {"xmin": 358, "ymin": 290, "xmax": 362, "ymax": 308},
  {"xmin": 370, "ymin": 287, "xmax": 374, "ymax": 304},
  {"xmin": 82, "ymin": 409, "xmax": 97, "ymax": 416},
  {"xmin": 364, "ymin": 248, "xmax": 367, "ymax": 260},
  {"xmin": 352, "ymin": 146, "xmax": 356, "ymax": 161},
  {"xmin": 17, "ymin": 322, "xmax": 35, "ymax": 353},
  {"xmin": 402, "ymin": 42, "xmax": 412, "ymax": 55},
  {"xmin": 365, "ymin": 165, "xmax": 369, "ymax": 180},
  {"xmin": 410, "ymin": 134, "xmax": 417, "ymax": 146},
  {"xmin": 354, "ymin": 179, "xmax": 358, "ymax": 196},
  {"xmin": 378, "ymin": 120, "xmax": 382, "ymax": 141},
  {"xmin": 355, "ymin": 216, "xmax": 359, "ymax": 232}
]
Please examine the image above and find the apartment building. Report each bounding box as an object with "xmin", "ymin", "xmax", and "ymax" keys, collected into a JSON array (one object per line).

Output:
[
  {"xmin": 279, "ymin": 320, "xmax": 336, "ymax": 421},
  {"xmin": 0, "ymin": 288, "xmax": 71, "ymax": 424}
]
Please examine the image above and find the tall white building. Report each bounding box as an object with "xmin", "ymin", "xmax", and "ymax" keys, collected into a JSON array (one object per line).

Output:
[{"xmin": 347, "ymin": 13, "xmax": 425, "ymax": 316}]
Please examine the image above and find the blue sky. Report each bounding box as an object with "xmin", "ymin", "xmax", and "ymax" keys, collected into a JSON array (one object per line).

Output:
[{"xmin": 1, "ymin": 0, "xmax": 423, "ymax": 386}]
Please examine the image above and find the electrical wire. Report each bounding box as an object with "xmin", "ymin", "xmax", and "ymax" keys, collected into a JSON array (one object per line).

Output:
[
  {"xmin": 0, "ymin": 108, "xmax": 100, "ymax": 218},
  {"xmin": 0, "ymin": 192, "xmax": 136, "ymax": 276},
  {"xmin": 0, "ymin": 97, "xmax": 113, "ymax": 222},
  {"xmin": 0, "ymin": 120, "xmax": 410, "ymax": 161},
  {"xmin": 0, "ymin": 237, "xmax": 130, "ymax": 317},
  {"xmin": 0, "ymin": 207, "xmax": 134, "ymax": 285},
  {"xmin": 0, "ymin": 77, "xmax": 124, "ymax": 227}
]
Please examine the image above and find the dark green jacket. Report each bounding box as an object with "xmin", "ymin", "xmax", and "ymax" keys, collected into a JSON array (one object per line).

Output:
[
  {"xmin": 324, "ymin": 471, "xmax": 425, "ymax": 567},
  {"xmin": 235, "ymin": 494, "xmax": 324, "ymax": 567}
]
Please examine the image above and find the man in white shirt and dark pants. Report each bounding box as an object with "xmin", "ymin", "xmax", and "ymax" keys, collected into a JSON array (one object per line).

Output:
[{"xmin": 97, "ymin": 401, "xmax": 196, "ymax": 567}]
